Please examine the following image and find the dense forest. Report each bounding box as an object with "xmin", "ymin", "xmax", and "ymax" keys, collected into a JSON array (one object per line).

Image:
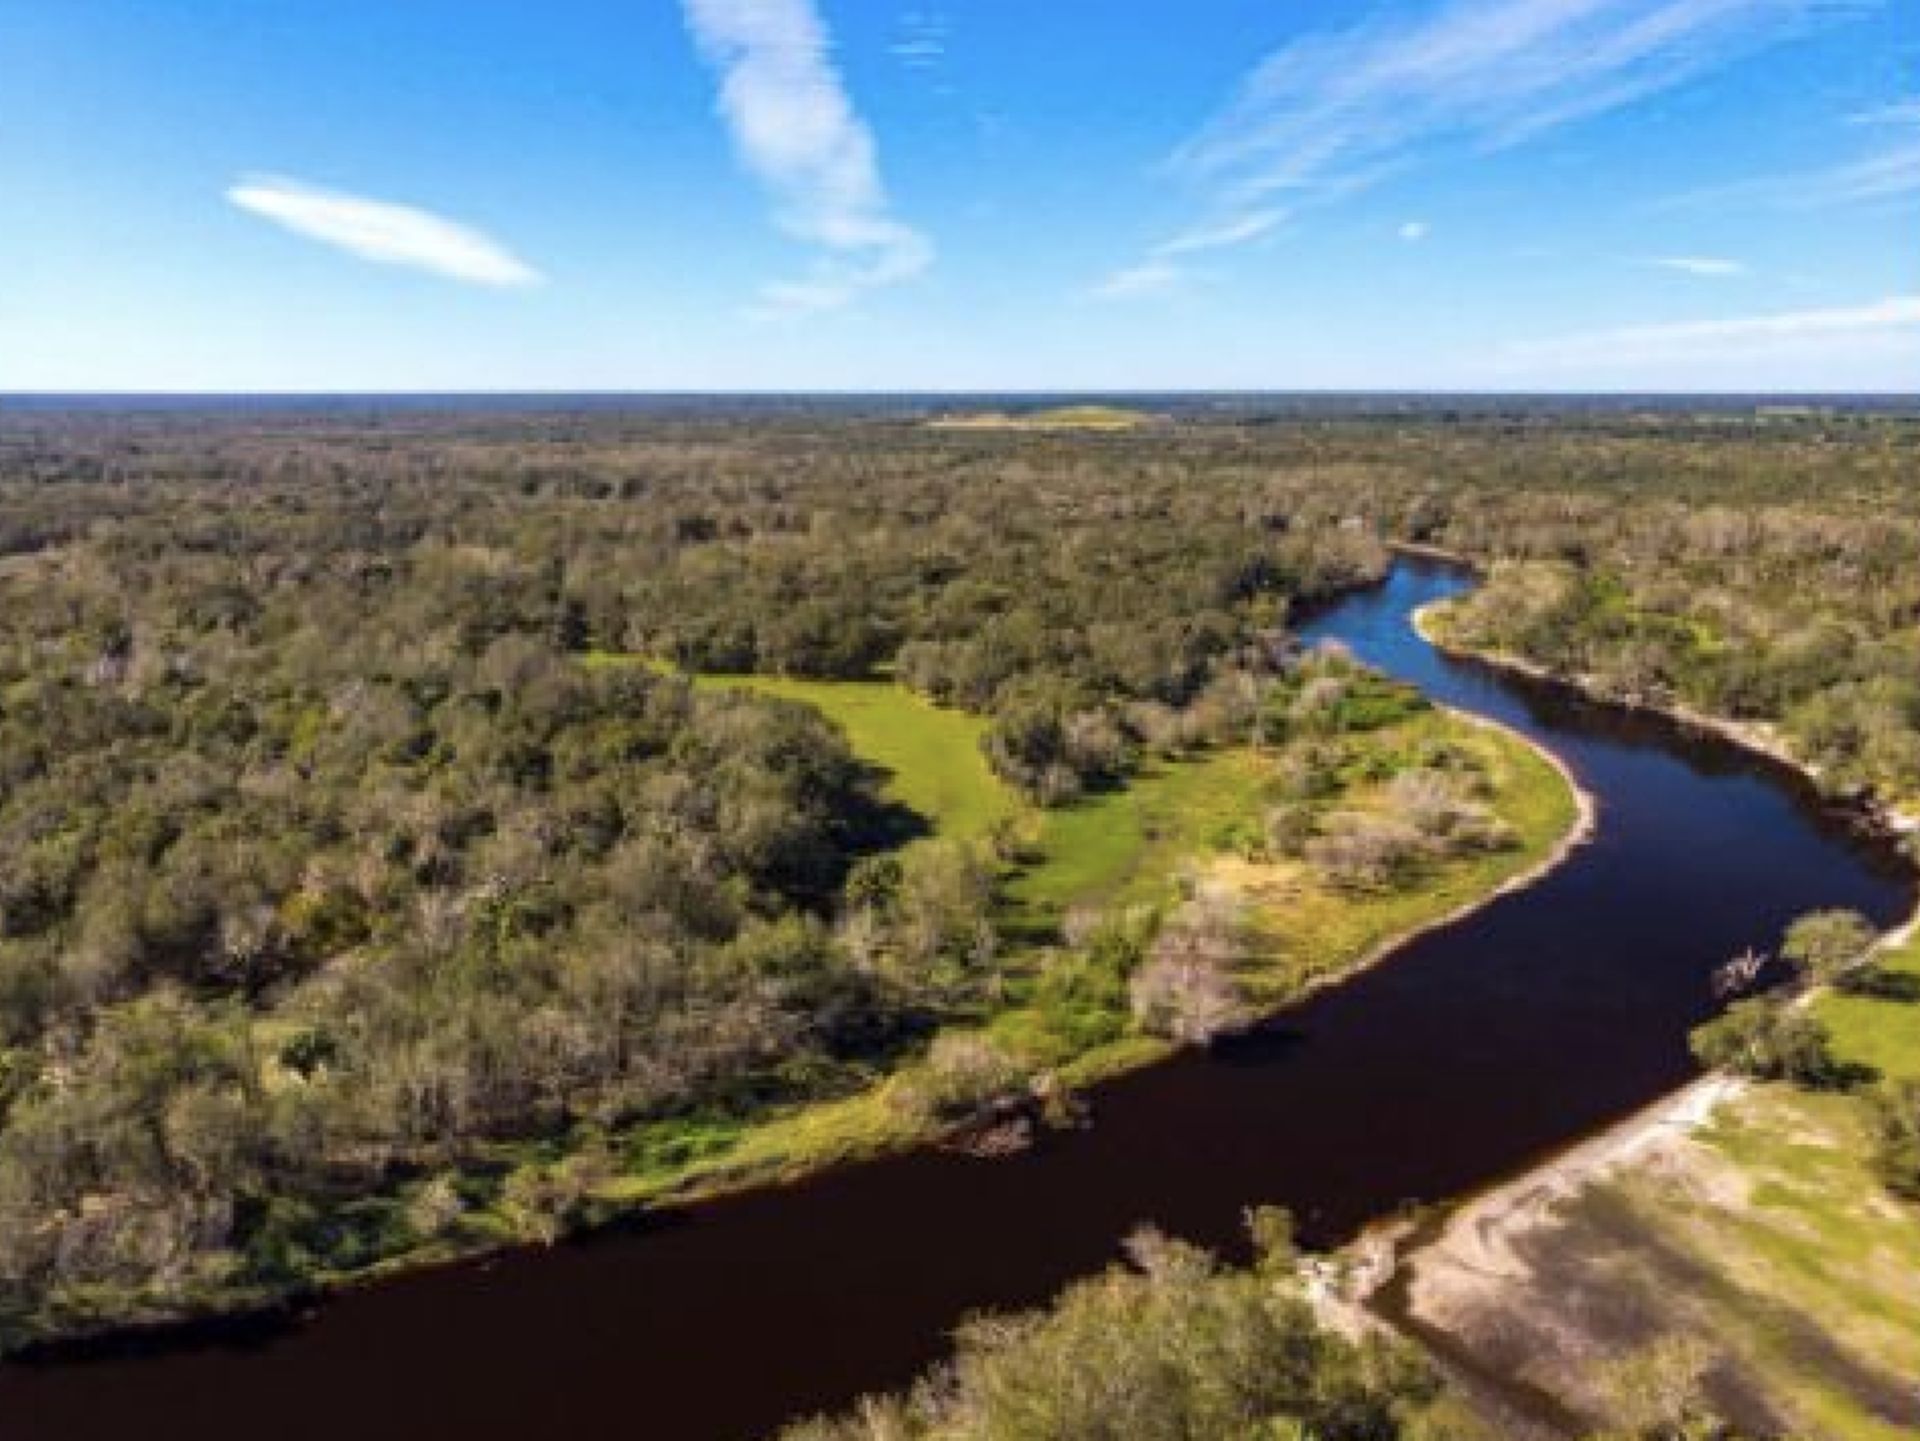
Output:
[
  {"xmin": 0, "ymin": 406, "xmax": 1411, "ymax": 1345},
  {"xmin": 1388, "ymin": 413, "xmax": 1920, "ymax": 807},
  {"xmin": 0, "ymin": 400, "xmax": 1913, "ymax": 1371}
]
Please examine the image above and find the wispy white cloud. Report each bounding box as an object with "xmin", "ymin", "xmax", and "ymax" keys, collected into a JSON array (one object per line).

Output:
[
  {"xmin": 1797, "ymin": 141, "xmax": 1920, "ymax": 203},
  {"xmin": 1647, "ymin": 254, "xmax": 1747, "ymax": 276},
  {"xmin": 1848, "ymin": 98, "xmax": 1920, "ymax": 127},
  {"xmin": 891, "ymin": 10, "xmax": 950, "ymax": 70},
  {"xmin": 682, "ymin": 0, "xmax": 931, "ymax": 316},
  {"xmin": 1110, "ymin": 206, "xmax": 1285, "ymax": 296},
  {"xmin": 1502, "ymin": 293, "xmax": 1920, "ymax": 370},
  {"xmin": 1673, "ymin": 93, "xmax": 1920, "ymax": 209},
  {"xmin": 226, "ymin": 176, "xmax": 542, "ymax": 287},
  {"xmin": 1399, "ymin": 219, "xmax": 1431, "ymax": 242},
  {"xmin": 1684, "ymin": 144, "xmax": 1920, "ymax": 209},
  {"xmin": 1092, "ymin": 260, "xmax": 1185, "ymax": 300},
  {"xmin": 1155, "ymin": 209, "xmax": 1286, "ymax": 257},
  {"xmin": 1107, "ymin": 0, "xmax": 1852, "ymax": 283},
  {"xmin": 891, "ymin": 38, "xmax": 944, "ymax": 65}
]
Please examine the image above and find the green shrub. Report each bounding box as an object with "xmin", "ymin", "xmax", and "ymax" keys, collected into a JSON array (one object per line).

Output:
[
  {"xmin": 1689, "ymin": 998, "xmax": 1836, "ymax": 1086},
  {"xmin": 1868, "ymin": 1079, "xmax": 1920, "ymax": 1200}
]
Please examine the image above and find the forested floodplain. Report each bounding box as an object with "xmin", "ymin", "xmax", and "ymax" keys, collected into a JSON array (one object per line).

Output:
[
  {"xmin": 0, "ymin": 400, "xmax": 1915, "ymax": 1438},
  {"xmin": 0, "ymin": 403, "xmax": 1577, "ymax": 1351},
  {"xmin": 554, "ymin": 661, "xmax": 1575, "ymax": 1213}
]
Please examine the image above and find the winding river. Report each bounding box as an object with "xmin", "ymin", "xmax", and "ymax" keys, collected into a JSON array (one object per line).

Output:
[{"xmin": 3, "ymin": 555, "xmax": 1911, "ymax": 1441}]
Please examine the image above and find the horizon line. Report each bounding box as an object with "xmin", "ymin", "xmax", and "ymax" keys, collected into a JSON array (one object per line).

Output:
[{"xmin": 4, "ymin": 387, "xmax": 1916, "ymax": 401}]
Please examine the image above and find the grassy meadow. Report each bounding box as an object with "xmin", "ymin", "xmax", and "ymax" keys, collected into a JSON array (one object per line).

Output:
[
  {"xmin": 1819, "ymin": 927, "xmax": 1920, "ymax": 1085},
  {"xmin": 926, "ymin": 404, "xmax": 1154, "ymax": 432},
  {"xmin": 1596, "ymin": 1090, "xmax": 1920, "ymax": 1439},
  {"xmin": 686, "ymin": 672, "xmax": 1022, "ymax": 849},
  {"xmin": 574, "ymin": 665, "xmax": 1580, "ymax": 1208}
]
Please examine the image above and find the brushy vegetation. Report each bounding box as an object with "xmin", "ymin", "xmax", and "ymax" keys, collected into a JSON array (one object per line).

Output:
[
  {"xmin": 780, "ymin": 1212, "xmax": 1461, "ymax": 1441},
  {"xmin": 599, "ymin": 669, "xmax": 1571, "ymax": 1207},
  {"xmin": 1424, "ymin": 520, "xmax": 1920, "ymax": 813},
  {"xmin": 0, "ymin": 405, "xmax": 1587, "ymax": 1352}
]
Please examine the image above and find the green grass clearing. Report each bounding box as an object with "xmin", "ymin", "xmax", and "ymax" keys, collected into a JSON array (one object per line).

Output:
[
  {"xmin": 927, "ymin": 404, "xmax": 1153, "ymax": 432},
  {"xmin": 1819, "ymin": 929, "xmax": 1920, "ymax": 1084},
  {"xmin": 575, "ymin": 674, "xmax": 1578, "ymax": 1208},
  {"xmin": 1008, "ymin": 750, "xmax": 1264, "ymax": 922},
  {"xmin": 694, "ymin": 674, "xmax": 1019, "ymax": 848},
  {"xmin": 584, "ymin": 660, "xmax": 1021, "ymax": 850}
]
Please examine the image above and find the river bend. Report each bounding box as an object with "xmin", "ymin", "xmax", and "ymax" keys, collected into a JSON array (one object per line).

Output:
[{"xmin": 3, "ymin": 556, "xmax": 1909, "ymax": 1441}]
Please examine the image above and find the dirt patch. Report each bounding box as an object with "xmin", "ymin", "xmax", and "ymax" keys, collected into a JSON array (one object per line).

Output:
[{"xmin": 1367, "ymin": 1080, "xmax": 1920, "ymax": 1438}]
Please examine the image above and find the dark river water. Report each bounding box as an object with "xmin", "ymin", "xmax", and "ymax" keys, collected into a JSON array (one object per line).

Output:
[{"xmin": 3, "ymin": 555, "xmax": 1911, "ymax": 1441}]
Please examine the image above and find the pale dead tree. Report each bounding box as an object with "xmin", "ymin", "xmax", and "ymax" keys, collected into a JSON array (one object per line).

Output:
[
  {"xmin": 1387, "ymin": 768, "xmax": 1515, "ymax": 854},
  {"xmin": 1712, "ymin": 947, "xmax": 1769, "ymax": 999},
  {"xmin": 83, "ymin": 649, "xmax": 129, "ymax": 688},
  {"xmin": 407, "ymin": 1173, "xmax": 466, "ymax": 1240},
  {"xmin": 216, "ymin": 903, "xmax": 280, "ymax": 975},
  {"xmin": 1291, "ymin": 674, "xmax": 1349, "ymax": 733},
  {"xmin": 1306, "ymin": 811, "xmax": 1427, "ymax": 891},
  {"xmin": 1388, "ymin": 769, "xmax": 1458, "ymax": 833},
  {"xmin": 1130, "ymin": 888, "xmax": 1246, "ymax": 1045},
  {"xmin": 1062, "ymin": 707, "xmax": 1129, "ymax": 778},
  {"xmin": 1122, "ymin": 699, "xmax": 1184, "ymax": 756},
  {"xmin": 836, "ymin": 902, "xmax": 888, "ymax": 972},
  {"xmin": 1060, "ymin": 903, "xmax": 1107, "ymax": 949},
  {"xmin": 892, "ymin": 1033, "xmax": 1027, "ymax": 1126},
  {"xmin": 412, "ymin": 888, "xmax": 469, "ymax": 958}
]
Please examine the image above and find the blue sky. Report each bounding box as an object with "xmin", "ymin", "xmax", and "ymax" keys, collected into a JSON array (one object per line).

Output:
[{"xmin": 1, "ymin": 0, "xmax": 1915, "ymax": 391}]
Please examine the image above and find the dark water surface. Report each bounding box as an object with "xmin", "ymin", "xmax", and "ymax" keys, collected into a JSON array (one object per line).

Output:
[{"xmin": 3, "ymin": 556, "xmax": 1910, "ymax": 1441}]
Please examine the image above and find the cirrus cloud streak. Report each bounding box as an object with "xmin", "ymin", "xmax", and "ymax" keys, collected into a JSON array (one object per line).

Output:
[
  {"xmin": 1502, "ymin": 294, "xmax": 1920, "ymax": 371},
  {"xmin": 1097, "ymin": 0, "xmax": 1860, "ymax": 297},
  {"xmin": 1647, "ymin": 255, "xmax": 1747, "ymax": 276}
]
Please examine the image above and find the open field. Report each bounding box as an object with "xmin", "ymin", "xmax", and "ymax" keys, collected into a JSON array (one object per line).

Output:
[
  {"xmin": 586, "ymin": 680, "xmax": 1580, "ymax": 1203},
  {"xmin": 1819, "ymin": 930, "xmax": 1920, "ymax": 1084},
  {"xmin": 926, "ymin": 404, "xmax": 1155, "ymax": 432},
  {"xmin": 1010, "ymin": 750, "xmax": 1263, "ymax": 919},
  {"xmin": 644, "ymin": 667, "xmax": 1023, "ymax": 849}
]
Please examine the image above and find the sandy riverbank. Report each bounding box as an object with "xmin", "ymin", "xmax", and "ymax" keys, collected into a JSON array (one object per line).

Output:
[{"xmin": 1369, "ymin": 1045, "xmax": 1920, "ymax": 1436}]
